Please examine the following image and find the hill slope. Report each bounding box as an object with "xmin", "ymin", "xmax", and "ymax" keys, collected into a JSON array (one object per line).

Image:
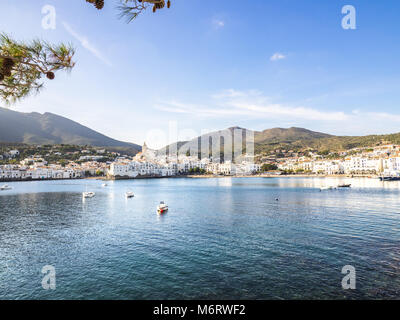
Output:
[
  {"xmin": 254, "ymin": 127, "xmax": 332, "ymax": 152},
  {"xmin": 0, "ymin": 107, "xmax": 141, "ymax": 152},
  {"xmin": 157, "ymin": 127, "xmax": 332, "ymax": 158},
  {"xmin": 157, "ymin": 127, "xmax": 252, "ymax": 158},
  {"xmin": 158, "ymin": 126, "xmax": 400, "ymax": 156}
]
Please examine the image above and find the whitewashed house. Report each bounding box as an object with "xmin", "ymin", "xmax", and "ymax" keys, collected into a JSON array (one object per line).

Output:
[{"xmin": 8, "ymin": 150, "xmax": 20, "ymax": 157}]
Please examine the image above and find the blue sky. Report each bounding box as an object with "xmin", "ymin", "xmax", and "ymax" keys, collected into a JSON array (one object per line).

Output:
[{"xmin": 1, "ymin": 0, "xmax": 400, "ymax": 148}]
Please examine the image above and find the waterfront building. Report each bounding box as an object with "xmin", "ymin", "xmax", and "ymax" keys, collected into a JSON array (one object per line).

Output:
[
  {"xmin": 8, "ymin": 149, "xmax": 20, "ymax": 157},
  {"xmin": 343, "ymin": 157, "xmax": 379, "ymax": 174}
]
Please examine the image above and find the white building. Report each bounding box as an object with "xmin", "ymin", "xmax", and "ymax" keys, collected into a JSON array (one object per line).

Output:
[
  {"xmin": 108, "ymin": 161, "xmax": 176, "ymax": 178},
  {"xmin": 8, "ymin": 150, "xmax": 20, "ymax": 157},
  {"xmin": 79, "ymin": 155, "xmax": 105, "ymax": 161},
  {"xmin": 219, "ymin": 162, "xmax": 236, "ymax": 175},
  {"xmin": 344, "ymin": 157, "xmax": 379, "ymax": 174}
]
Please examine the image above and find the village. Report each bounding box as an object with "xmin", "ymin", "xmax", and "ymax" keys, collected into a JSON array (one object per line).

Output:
[
  {"xmin": 1, "ymin": 143, "xmax": 400, "ymax": 182},
  {"xmin": 275, "ymin": 144, "xmax": 400, "ymax": 176}
]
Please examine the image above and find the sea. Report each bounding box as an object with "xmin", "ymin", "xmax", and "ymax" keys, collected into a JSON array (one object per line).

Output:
[{"xmin": 0, "ymin": 177, "xmax": 399, "ymax": 299}]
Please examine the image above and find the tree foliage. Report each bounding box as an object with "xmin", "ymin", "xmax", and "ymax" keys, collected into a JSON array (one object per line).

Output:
[
  {"xmin": 0, "ymin": 33, "xmax": 75, "ymax": 104},
  {"xmin": 86, "ymin": 0, "xmax": 172, "ymax": 20},
  {"xmin": 119, "ymin": 0, "xmax": 172, "ymax": 22},
  {"xmin": 188, "ymin": 167, "xmax": 206, "ymax": 175},
  {"xmin": 261, "ymin": 163, "xmax": 278, "ymax": 172},
  {"xmin": 1, "ymin": 1, "xmax": 170, "ymax": 104}
]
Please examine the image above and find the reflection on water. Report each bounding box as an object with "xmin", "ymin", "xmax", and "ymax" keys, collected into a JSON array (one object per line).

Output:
[
  {"xmin": 0, "ymin": 177, "xmax": 399, "ymax": 300},
  {"xmin": 242, "ymin": 176, "xmax": 400, "ymax": 189}
]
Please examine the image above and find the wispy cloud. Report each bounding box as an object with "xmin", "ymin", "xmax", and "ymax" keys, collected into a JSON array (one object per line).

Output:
[
  {"xmin": 155, "ymin": 89, "xmax": 400, "ymax": 135},
  {"xmin": 367, "ymin": 112, "xmax": 400, "ymax": 122},
  {"xmin": 62, "ymin": 22, "xmax": 112, "ymax": 66},
  {"xmin": 212, "ymin": 19, "xmax": 225, "ymax": 29},
  {"xmin": 270, "ymin": 52, "xmax": 286, "ymax": 61},
  {"xmin": 212, "ymin": 89, "xmax": 261, "ymax": 99},
  {"xmin": 156, "ymin": 89, "xmax": 348, "ymax": 121}
]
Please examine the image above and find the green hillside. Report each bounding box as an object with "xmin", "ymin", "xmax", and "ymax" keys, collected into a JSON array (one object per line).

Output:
[
  {"xmin": 158, "ymin": 126, "xmax": 400, "ymax": 157},
  {"xmin": 0, "ymin": 107, "xmax": 141, "ymax": 153}
]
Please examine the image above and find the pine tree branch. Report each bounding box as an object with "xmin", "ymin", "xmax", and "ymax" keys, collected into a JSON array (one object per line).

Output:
[{"xmin": 0, "ymin": 33, "xmax": 75, "ymax": 104}]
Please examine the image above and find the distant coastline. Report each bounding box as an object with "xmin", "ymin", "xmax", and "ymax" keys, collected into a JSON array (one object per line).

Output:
[
  {"xmin": 187, "ymin": 174, "xmax": 377, "ymax": 179},
  {"xmin": 0, "ymin": 174, "xmax": 380, "ymax": 184}
]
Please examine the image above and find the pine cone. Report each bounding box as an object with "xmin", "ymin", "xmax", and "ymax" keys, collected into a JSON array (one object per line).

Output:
[
  {"xmin": 3, "ymin": 57, "xmax": 15, "ymax": 69},
  {"xmin": 46, "ymin": 71, "xmax": 55, "ymax": 80},
  {"xmin": 167, "ymin": 0, "xmax": 171, "ymax": 8},
  {"xmin": 95, "ymin": 0, "xmax": 104, "ymax": 9},
  {"xmin": 0, "ymin": 73, "xmax": 4, "ymax": 82},
  {"xmin": 2, "ymin": 69, "xmax": 11, "ymax": 77},
  {"xmin": 155, "ymin": 1, "xmax": 165, "ymax": 9},
  {"xmin": 153, "ymin": 5, "xmax": 156, "ymax": 12},
  {"xmin": 86, "ymin": 0, "xmax": 95, "ymax": 3}
]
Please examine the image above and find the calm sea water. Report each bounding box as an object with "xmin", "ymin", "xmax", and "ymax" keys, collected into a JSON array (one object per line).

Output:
[{"xmin": 0, "ymin": 177, "xmax": 399, "ymax": 300}]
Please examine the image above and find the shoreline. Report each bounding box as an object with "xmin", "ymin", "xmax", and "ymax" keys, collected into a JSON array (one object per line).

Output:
[
  {"xmin": 0, "ymin": 174, "xmax": 379, "ymax": 183},
  {"xmin": 187, "ymin": 174, "xmax": 377, "ymax": 179}
]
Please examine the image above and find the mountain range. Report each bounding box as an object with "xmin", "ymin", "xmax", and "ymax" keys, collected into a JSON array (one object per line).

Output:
[
  {"xmin": 158, "ymin": 126, "xmax": 400, "ymax": 157},
  {"xmin": 2, "ymin": 107, "xmax": 400, "ymax": 156},
  {"xmin": 0, "ymin": 107, "xmax": 141, "ymax": 154}
]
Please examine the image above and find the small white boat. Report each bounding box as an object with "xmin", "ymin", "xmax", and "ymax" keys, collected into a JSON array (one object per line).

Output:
[
  {"xmin": 125, "ymin": 191, "xmax": 134, "ymax": 198},
  {"xmin": 0, "ymin": 184, "xmax": 12, "ymax": 191},
  {"xmin": 82, "ymin": 191, "xmax": 95, "ymax": 198},
  {"xmin": 102, "ymin": 183, "xmax": 108, "ymax": 187},
  {"xmin": 157, "ymin": 201, "xmax": 168, "ymax": 214},
  {"xmin": 320, "ymin": 186, "xmax": 335, "ymax": 191}
]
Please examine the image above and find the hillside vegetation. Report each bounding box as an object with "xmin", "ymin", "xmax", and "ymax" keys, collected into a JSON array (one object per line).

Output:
[
  {"xmin": 158, "ymin": 126, "xmax": 400, "ymax": 156},
  {"xmin": 0, "ymin": 107, "xmax": 141, "ymax": 153}
]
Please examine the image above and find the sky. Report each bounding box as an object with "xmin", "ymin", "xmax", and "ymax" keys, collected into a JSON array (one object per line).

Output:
[{"xmin": 1, "ymin": 0, "xmax": 400, "ymax": 149}]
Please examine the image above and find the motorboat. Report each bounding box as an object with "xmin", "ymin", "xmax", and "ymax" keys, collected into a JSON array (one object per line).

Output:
[
  {"xmin": 82, "ymin": 191, "xmax": 95, "ymax": 198},
  {"xmin": 125, "ymin": 191, "xmax": 135, "ymax": 198},
  {"xmin": 338, "ymin": 184, "xmax": 351, "ymax": 188},
  {"xmin": 102, "ymin": 183, "xmax": 108, "ymax": 187},
  {"xmin": 379, "ymin": 176, "xmax": 400, "ymax": 181},
  {"xmin": 0, "ymin": 184, "xmax": 12, "ymax": 190},
  {"xmin": 157, "ymin": 201, "xmax": 168, "ymax": 214}
]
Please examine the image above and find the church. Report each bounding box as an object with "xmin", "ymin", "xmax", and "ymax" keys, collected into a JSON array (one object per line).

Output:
[{"xmin": 133, "ymin": 142, "xmax": 157, "ymax": 162}]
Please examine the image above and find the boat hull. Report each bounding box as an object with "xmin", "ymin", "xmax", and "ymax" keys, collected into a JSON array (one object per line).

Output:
[
  {"xmin": 82, "ymin": 192, "xmax": 95, "ymax": 198},
  {"xmin": 379, "ymin": 177, "xmax": 400, "ymax": 181}
]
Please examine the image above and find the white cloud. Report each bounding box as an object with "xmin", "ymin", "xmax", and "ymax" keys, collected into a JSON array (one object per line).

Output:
[
  {"xmin": 212, "ymin": 89, "xmax": 261, "ymax": 99},
  {"xmin": 154, "ymin": 90, "xmax": 400, "ymax": 135},
  {"xmin": 212, "ymin": 19, "xmax": 225, "ymax": 28},
  {"xmin": 62, "ymin": 22, "xmax": 112, "ymax": 66},
  {"xmin": 367, "ymin": 112, "xmax": 400, "ymax": 122},
  {"xmin": 270, "ymin": 53, "xmax": 286, "ymax": 61},
  {"xmin": 156, "ymin": 90, "xmax": 348, "ymax": 121}
]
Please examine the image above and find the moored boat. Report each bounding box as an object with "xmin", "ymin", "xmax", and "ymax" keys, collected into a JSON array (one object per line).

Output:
[
  {"xmin": 157, "ymin": 201, "xmax": 168, "ymax": 214},
  {"xmin": 379, "ymin": 176, "xmax": 400, "ymax": 181},
  {"xmin": 338, "ymin": 184, "xmax": 351, "ymax": 188},
  {"xmin": 125, "ymin": 191, "xmax": 134, "ymax": 198},
  {"xmin": 0, "ymin": 184, "xmax": 12, "ymax": 190},
  {"xmin": 82, "ymin": 191, "xmax": 95, "ymax": 198},
  {"xmin": 320, "ymin": 186, "xmax": 335, "ymax": 191}
]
